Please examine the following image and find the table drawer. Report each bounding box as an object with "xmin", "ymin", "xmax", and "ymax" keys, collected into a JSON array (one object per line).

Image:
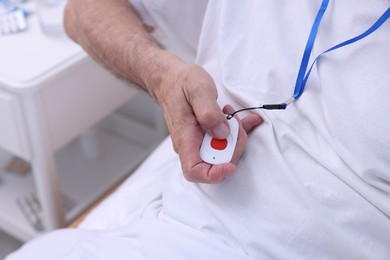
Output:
[{"xmin": 0, "ymin": 89, "xmax": 29, "ymax": 158}]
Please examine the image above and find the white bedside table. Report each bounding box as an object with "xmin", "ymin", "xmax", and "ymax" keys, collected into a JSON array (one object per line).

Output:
[{"xmin": 0, "ymin": 3, "xmax": 166, "ymax": 241}]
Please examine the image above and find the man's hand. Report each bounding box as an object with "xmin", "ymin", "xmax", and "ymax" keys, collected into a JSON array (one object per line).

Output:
[{"xmin": 152, "ymin": 60, "xmax": 263, "ymax": 183}]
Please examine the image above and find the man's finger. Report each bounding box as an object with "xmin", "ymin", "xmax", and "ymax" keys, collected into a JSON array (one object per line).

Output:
[{"xmin": 240, "ymin": 113, "xmax": 263, "ymax": 133}]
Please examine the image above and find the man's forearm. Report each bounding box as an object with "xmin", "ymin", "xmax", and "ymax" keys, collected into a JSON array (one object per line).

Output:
[{"xmin": 64, "ymin": 0, "xmax": 180, "ymax": 98}]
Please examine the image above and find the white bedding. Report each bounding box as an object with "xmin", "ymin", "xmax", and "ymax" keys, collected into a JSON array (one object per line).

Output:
[
  {"xmin": 7, "ymin": 0, "xmax": 390, "ymax": 259},
  {"xmin": 78, "ymin": 137, "xmax": 179, "ymax": 231}
]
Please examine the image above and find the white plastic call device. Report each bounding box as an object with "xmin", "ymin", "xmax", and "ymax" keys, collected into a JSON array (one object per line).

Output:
[{"xmin": 200, "ymin": 116, "xmax": 239, "ymax": 165}]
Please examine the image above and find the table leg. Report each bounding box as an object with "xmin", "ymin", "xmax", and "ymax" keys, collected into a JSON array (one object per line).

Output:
[{"xmin": 23, "ymin": 93, "xmax": 64, "ymax": 231}]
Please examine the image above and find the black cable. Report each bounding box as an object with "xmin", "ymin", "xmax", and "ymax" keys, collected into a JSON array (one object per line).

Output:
[{"xmin": 226, "ymin": 103, "xmax": 287, "ymax": 120}]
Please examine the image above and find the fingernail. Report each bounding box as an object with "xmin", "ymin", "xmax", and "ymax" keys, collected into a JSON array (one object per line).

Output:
[{"xmin": 211, "ymin": 122, "xmax": 230, "ymax": 139}]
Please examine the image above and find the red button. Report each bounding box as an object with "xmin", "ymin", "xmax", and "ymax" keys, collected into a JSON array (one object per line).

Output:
[{"xmin": 210, "ymin": 138, "xmax": 228, "ymax": 150}]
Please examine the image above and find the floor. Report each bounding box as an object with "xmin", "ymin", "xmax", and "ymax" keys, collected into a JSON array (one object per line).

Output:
[{"xmin": 0, "ymin": 230, "xmax": 23, "ymax": 259}]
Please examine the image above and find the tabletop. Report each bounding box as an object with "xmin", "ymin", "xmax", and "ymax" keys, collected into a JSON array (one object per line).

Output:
[{"xmin": 0, "ymin": 1, "xmax": 83, "ymax": 92}]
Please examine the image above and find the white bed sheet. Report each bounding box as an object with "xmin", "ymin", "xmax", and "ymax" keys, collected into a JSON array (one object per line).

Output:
[{"xmin": 78, "ymin": 137, "xmax": 177, "ymax": 231}]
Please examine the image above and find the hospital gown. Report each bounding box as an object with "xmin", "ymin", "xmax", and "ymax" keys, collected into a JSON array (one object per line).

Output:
[{"xmin": 7, "ymin": 0, "xmax": 390, "ymax": 259}]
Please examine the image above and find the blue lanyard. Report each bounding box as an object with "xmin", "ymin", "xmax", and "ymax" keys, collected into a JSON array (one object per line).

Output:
[
  {"xmin": 292, "ymin": 0, "xmax": 390, "ymax": 101},
  {"xmin": 227, "ymin": 1, "xmax": 390, "ymax": 119}
]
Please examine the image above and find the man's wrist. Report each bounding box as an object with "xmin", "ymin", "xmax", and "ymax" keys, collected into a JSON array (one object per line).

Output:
[{"xmin": 135, "ymin": 46, "xmax": 184, "ymax": 102}]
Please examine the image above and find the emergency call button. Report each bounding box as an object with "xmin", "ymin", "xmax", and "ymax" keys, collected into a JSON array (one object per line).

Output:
[{"xmin": 210, "ymin": 138, "xmax": 228, "ymax": 150}]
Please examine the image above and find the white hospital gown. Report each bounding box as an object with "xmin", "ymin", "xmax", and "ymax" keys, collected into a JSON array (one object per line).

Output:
[{"xmin": 8, "ymin": 0, "xmax": 390, "ymax": 259}]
